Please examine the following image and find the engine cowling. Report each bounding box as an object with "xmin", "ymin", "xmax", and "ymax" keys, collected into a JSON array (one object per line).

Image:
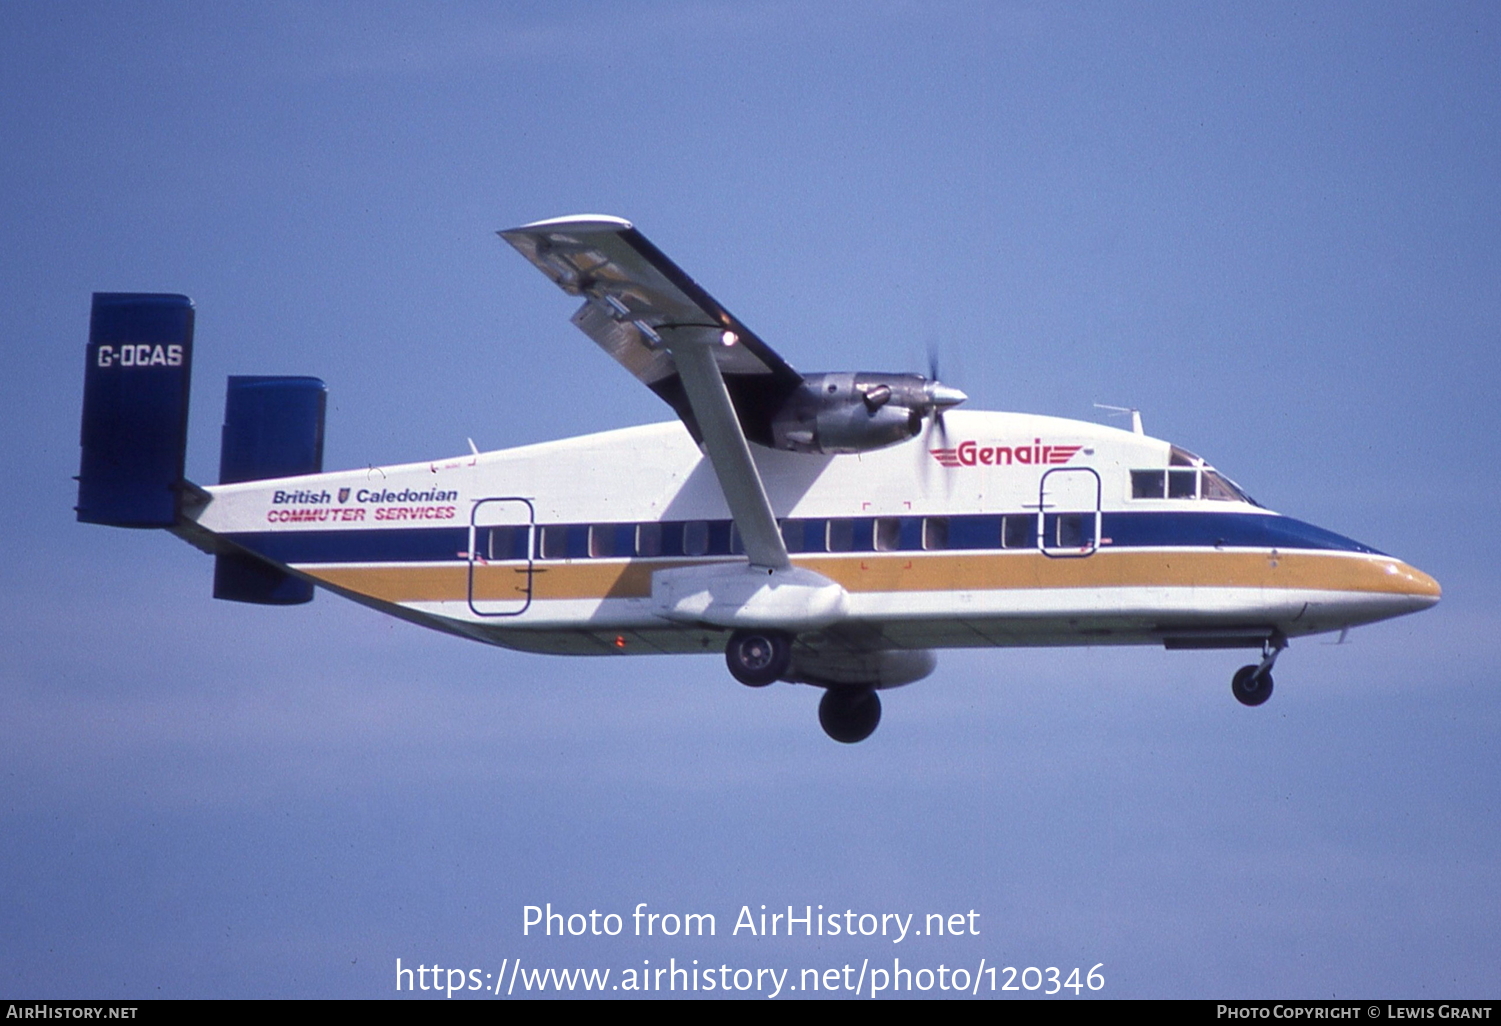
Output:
[{"xmin": 768, "ymin": 372, "xmax": 965, "ymax": 455}]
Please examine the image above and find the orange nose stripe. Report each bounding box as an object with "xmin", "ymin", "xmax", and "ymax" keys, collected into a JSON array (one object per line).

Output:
[{"xmin": 1392, "ymin": 562, "xmax": 1441, "ymax": 599}]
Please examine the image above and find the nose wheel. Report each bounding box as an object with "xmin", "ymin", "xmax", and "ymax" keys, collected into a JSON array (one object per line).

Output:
[
  {"xmin": 1231, "ymin": 665, "xmax": 1274, "ymax": 706},
  {"xmin": 1232, "ymin": 632, "xmax": 1285, "ymax": 707}
]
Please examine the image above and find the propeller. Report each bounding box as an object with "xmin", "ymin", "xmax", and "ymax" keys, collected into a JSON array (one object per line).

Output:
[{"xmin": 921, "ymin": 343, "xmax": 965, "ymax": 448}]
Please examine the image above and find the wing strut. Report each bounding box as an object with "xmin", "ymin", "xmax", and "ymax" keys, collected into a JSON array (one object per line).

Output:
[{"xmin": 667, "ymin": 334, "xmax": 790, "ymax": 571}]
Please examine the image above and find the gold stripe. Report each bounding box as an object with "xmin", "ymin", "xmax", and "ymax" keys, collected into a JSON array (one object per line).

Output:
[{"xmin": 301, "ymin": 551, "xmax": 1439, "ymax": 605}]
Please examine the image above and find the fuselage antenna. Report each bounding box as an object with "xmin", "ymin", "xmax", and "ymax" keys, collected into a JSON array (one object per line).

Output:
[{"xmin": 1094, "ymin": 403, "xmax": 1144, "ymax": 435}]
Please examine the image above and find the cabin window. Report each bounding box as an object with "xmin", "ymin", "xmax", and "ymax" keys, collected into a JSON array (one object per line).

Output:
[
  {"xmin": 540, "ymin": 524, "xmax": 569, "ymax": 560},
  {"xmin": 1053, "ymin": 513, "xmax": 1085, "ymax": 548},
  {"xmin": 655, "ymin": 522, "xmax": 683, "ymax": 556},
  {"xmin": 1132, "ymin": 470, "xmax": 1166, "ymax": 499},
  {"xmin": 874, "ymin": 517, "xmax": 901, "ymax": 552},
  {"xmin": 1168, "ymin": 469, "xmax": 1198, "ymax": 499},
  {"xmin": 922, "ymin": 517, "xmax": 949, "ymax": 551},
  {"xmin": 797, "ymin": 519, "xmax": 828, "ymax": 552},
  {"xmin": 683, "ymin": 520, "xmax": 709, "ymax": 556},
  {"xmin": 1001, "ymin": 514, "xmax": 1034, "ymax": 549},
  {"xmin": 729, "ymin": 523, "xmax": 744, "ymax": 555},
  {"xmin": 707, "ymin": 521, "xmax": 733, "ymax": 555},
  {"xmin": 636, "ymin": 522, "xmax": 662, "ymax": 557},
  {"xmin": 487, "ymin": 526, "xmax": 528, "ymax": 561},
  {"xmin": 588, "ymin": 525, "xmax": 614, "ymax": 558}
]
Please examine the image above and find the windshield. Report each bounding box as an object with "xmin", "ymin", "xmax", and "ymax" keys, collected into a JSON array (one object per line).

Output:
[{"xmin": 1132, "ymin": 453, "xmax": 1261, "ymax": 507}]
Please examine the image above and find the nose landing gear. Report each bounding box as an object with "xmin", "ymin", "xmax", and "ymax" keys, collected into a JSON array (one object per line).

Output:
[{"xmin": 1232, "ymin": 631, "xmax": 1286, "ymax": 707}]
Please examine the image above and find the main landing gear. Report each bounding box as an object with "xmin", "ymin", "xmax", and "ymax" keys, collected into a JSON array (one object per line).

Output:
[
  {"xmin": 724, "ymin": 629, "xmax": 883, "ymax": 743},
  {"xmin": 818, "ymin": 687, "xmax": 882, "ymax": 744},
  {"xmin": 1232, "ymin": 632, "xmax": 1286, "ymax": 707},
  {"xmin": 725, "ymin": 629, "xmax": 793, "ymax": 687}
]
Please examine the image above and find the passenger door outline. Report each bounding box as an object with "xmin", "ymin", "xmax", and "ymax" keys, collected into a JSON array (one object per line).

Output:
[
  {"xmin": 1038, "ymin": 467, "xmax": 1101, "ymax": 558},
  {"xmin": 468, "ymin": 498, "xmax": 534, "ymax": 616}
]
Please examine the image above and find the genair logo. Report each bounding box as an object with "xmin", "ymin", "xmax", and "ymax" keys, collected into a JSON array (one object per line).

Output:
[
  {"xmin": 930, "ymin": 439, "xmax": 1083, "ymax": 468},
  {"xmin": 95, "ymin": 343, "xmax": 184, "ymax": 368}
]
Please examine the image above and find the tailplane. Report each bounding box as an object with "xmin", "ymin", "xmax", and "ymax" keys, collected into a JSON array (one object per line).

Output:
[{"xmin": 77, "ymin": 293, "xmax": 328, "ymax": 606}]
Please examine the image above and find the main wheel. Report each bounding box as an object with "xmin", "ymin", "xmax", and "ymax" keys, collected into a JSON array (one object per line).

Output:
[
  {"xmin": 818, "ymin": 687, "xmax": 882, "ymax": 743},
  {"xmin": 725, "ymin": 629, "xmax": 792, "ymax": 687},
  {"xmin": 1231, "ymin": 665, "xmax": 1274, "ymax": 707}
]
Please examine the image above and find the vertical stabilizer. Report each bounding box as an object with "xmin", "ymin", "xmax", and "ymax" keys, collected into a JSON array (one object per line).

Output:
[
  {"xmin": 76, "ymin": 293, "xmax": 195, "ymax": 527},
  {"xmin": 213, "ymin": 376, "xmax": 327, "ymax": 605}
]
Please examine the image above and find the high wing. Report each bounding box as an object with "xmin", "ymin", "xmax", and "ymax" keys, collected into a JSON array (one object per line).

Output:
[{"xmin": 500, "ymin": 215, "xmax": 794, "ymax": 570}]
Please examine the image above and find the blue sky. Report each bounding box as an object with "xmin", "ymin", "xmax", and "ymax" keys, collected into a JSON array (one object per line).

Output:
[{"xmin": 2, "ymin": 1, "xmax": 1498, "ymax": 999}]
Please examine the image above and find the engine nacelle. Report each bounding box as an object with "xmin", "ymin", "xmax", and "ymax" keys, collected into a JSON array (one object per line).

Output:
[{"xmin": 770, "ymin": 372, "xmax": 960, "ymax": 454}]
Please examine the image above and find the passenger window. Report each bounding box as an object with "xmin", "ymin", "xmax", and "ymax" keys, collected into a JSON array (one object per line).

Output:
[
  {"xmin": 827, "ymin": 519, "xmax": 854, "ymax": 552},
  {"xmin": 588, "ymin": 525, "xmax": 614, "ymax": 558},
  {"xmin": 540, "ymin": 524, "xmax": 569, "ymax": 560},
  {"xmin": 922, "ymin": 517, "xmax": 949, "ymax": 551},
  {"xmin": 1168, "ymin": 470, "xmax": 1198, "ymax": 499},
  {"xmin": 487, "ymin": 526, "xmax": 527, "ymax": 561},
  {"xmin": 1131, "ymin": 470, "xmax": 1166, "ymax": 499},
  {"xmin": 1001, "ymin": 514, "xmax": 1033, "ymax": 549},
  {"xmin": 1055, "ymin": 514, "xmax": 1084, "ymax": 548},
  {"xmin": 683, "ymin": 521, "xmax": 709, "ymax": 556},
  {"xmin": 874, "ymin": 517, "xmax": 901, "ymax": 552},
  {"xmin": 636, "ymin": 522, "xmax": 662, "ymax": 557}
]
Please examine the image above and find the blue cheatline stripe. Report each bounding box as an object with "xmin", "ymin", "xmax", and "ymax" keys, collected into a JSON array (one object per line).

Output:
[
  {"xmin": 1101, "ymin": 512, "xmax": 1383, "ymax": 555},
  {"xmin": 226, "ymin": 528, "xmax": 469, "ymax": 564},
  {"xmin": 222, "ymin": 511, "xmax": 1383, "ymax": 566}
]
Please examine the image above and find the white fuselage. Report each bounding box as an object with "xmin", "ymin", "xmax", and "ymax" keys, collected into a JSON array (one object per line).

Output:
[{"xmin": 189, "ymin": 410, "xmax": 1440, "ymax": 664}]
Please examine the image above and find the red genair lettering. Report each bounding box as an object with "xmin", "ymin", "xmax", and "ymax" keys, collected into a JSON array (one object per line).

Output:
[{"xmin": 930, "ymin": 438, "xmax": 1083, "ymax": 468}]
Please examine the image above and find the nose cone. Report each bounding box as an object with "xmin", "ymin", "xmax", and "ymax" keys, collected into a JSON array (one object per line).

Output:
[
  {"xmin": 925, "ymin": 381, "xmax": 968, "ymax": 411},
  {"xmin": 1390, "ymin": 561, "xmax": 1442, "ymax": 607}
]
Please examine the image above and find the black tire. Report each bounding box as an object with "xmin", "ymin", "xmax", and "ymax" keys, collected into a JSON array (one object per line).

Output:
[
  {"xmin": 818, "ymin": 687, "xmax": 882, "ymax": 743},
  {"xmin": 725, "ymin": 629, "xmax": 792, "ymax": 687},
  {"xmin": 1232, "ymin": 665, "xmax": 1274, "ymax": 707}
]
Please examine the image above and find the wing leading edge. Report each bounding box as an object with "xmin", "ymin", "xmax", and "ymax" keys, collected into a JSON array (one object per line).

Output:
[
  {"xmin": 500, "ymin": 215, "xmax": 793, "ymax": 570},
  {"xmin": 498, "ymin": 216, "xmax": 804, "ymax": 447}
]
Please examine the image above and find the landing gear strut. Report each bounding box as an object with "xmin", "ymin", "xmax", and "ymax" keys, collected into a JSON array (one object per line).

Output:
[
  {"xmin": 818, "ymin": 687, "xmax": 882, "ymax": 743},
  {"xmin": 1232, "ymin": 632, "xmax": 1286, "ymax": 707},
  {"xmin": 725, "ymin": 629, "xmax": 792, "ymax": 687}
]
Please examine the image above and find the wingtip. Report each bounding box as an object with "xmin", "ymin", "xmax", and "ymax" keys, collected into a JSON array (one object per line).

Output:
[{"xmin": 500, "ymin": 214, "xmax": 634, "ymax": 236}]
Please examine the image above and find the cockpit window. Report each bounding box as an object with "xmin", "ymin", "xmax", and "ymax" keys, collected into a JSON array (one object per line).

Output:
[
  {"xmin": 1131, "ymin": 460, "xmax": 1260, "ymax": 506},
  {"xmin": 1132, "ymin": 470, "xmax": 1165, "ymax": 499},
  {"xmin": 1168, "ymin": 469, "xmax": 1198, "ymax": 499},
  {"xmin": 1202, "ymin": 469, "xmax": 1252, "ymax": 503}
]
